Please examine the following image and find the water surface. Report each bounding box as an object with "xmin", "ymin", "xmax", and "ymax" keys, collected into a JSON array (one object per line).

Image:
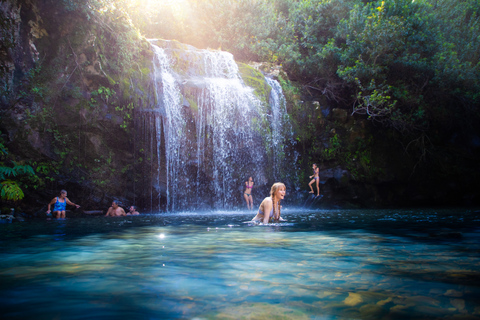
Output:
[{"xmin": 1, "ymin": 208, "xmax": 480, "ymax": 319}]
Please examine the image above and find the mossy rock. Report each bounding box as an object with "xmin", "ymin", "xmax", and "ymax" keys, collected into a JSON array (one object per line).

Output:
[{"xmin": 237, "ymin": 62, "xmax": 271, "ymax": 104}]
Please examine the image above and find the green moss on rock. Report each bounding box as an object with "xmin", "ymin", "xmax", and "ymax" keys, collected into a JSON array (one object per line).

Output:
[{"xmin": 237, "ymin": 62, "xmax": 271, "ymax": 104}]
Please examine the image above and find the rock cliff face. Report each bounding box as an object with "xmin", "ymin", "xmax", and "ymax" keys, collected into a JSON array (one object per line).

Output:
[{"xmin": 1, "ymin": 0, "xmax": 155, "ymax": 213}]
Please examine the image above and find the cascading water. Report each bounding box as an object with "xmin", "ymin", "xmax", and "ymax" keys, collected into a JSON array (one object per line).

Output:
[
  {"xmin": 148, "ymin": 40, "xmax": 294, "ymax": 211},
  {"xmin": 265, "ymin": 77, "xmax": 294, "ymax": 181},
  {"xmin": 151, "ymin": 44, "xmax": 184, "ymax": 212}
]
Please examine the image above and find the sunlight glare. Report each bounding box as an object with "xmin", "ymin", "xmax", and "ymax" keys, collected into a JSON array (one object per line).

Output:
[{"xmin": 132, "ymin": 0, "xmax": 189, "ymax": 15}]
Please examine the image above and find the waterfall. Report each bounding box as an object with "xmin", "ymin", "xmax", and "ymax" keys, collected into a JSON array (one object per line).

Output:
[
  {"xmin": 265, "ymin": 77, "xmax": 292, "ymax": 181},
  {"xmin": 148, "ymin": 40, "xmax": 294, "ymax": 211}
]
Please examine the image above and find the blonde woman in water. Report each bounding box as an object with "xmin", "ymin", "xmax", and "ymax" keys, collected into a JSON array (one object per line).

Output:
[{"xmin": 251, "ymin": 182, "xmax": 286, "ymax": 224}]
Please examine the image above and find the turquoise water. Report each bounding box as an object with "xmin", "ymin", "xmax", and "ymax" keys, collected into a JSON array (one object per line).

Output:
[{"xmin": 1, "ymin": 208, "xmax": 480, "ymax": 319}]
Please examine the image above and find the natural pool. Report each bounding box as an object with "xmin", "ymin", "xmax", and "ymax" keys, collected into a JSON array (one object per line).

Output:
[{"xmin": 1, "ymin": 208, "xmax": 480, "ymax": 320}]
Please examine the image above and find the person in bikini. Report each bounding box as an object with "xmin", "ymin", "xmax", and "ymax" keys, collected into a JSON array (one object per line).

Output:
[
  {"xmin": 243, "ymin": 176, "xmax": 254, "ymax": 210},
  {"xmin": 308, "ymin": 163, "xmax": 320, "ymax": 196},
  {"xmin": 105, "ymin": 200, "xmax": 127, "ymax": 217},
  {"xmin": 251, "ymin": 182, "xmax": 286, "ymax": 224},
  {"xmin": 46, "ymin": 190, "xmax": 80, "ymax": 219}
]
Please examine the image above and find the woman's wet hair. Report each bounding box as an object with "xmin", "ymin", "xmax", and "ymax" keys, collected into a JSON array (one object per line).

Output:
[
  {"xmin": 270, "ymin": 182, "xmax": 286, "ymax": 219},
  {"xmin": 270, "ymin": 182, "xmax": 286, "ymax": 196}
]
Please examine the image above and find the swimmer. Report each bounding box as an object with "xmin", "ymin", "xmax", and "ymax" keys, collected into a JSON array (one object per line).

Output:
[
  {"xmin": 243, "ymin": 176, "xmax": 254, "ymax": 210},
  {"xmin": 46, "ymin": 190, "xmax": 80, "ymax": 219},
  {"xmin": 127, "ymin": 205, "xmax": 140, "ymax": 215},
  {"xmin": 251, "ymin": 182, "xmax": 286, "ymax": 224},
  {"xmin": 308, "ymin": 163, "xmax": 320, "ymax": 196},
  {"xmin": 105, "ymin": 200, "xmax": 126, "ymax": 217}
]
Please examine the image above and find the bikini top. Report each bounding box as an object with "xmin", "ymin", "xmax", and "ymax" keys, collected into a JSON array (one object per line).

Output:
[
  {"xmin": 259, "ymin": 208, "xmax": 274, "ymax": 217},
  {"xmin": 259, "ymin": 198, "xmax": 277, "ymax": 218},
  {"xmin": 246, "ymin": 182, "xmax": 253, "ymax": 188}
]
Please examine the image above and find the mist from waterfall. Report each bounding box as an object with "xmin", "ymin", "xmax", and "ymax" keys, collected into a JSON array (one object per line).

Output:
[{"xmin": 149, "ymin": 40, "xmax": 294, "ymax": 211}]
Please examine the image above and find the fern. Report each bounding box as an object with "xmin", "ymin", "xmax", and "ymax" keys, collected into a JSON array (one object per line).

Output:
[{"xmin": 1, "ymin": 180, "xmax": 24, "ymax": 201}]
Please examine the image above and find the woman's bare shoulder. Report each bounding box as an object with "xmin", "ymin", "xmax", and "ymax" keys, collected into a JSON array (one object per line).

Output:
[{"xmin": 261, "ymin": 197, "xmax": 272, "ymax": 204}]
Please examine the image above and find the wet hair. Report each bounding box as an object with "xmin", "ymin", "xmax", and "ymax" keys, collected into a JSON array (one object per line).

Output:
[
  {"xmin": 130, "ymin": 205, "xmax": 136, "ymax": 210},
  {"xmin": 270, "ymin": 182, "xmax": 286, "ymax": 220}
]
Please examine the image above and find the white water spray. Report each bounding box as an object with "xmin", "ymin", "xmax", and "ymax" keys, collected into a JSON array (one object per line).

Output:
[{"xmin": 149, "ymin": 40, "xmax": 294, "ymax": 211}]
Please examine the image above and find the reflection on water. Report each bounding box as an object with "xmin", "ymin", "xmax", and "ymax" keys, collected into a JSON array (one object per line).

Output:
[{"xmin": 1, "ymin": 208, "xmax": 480, "ymax": 319}]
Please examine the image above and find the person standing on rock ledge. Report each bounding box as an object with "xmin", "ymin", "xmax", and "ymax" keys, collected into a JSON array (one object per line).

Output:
[
  {"xmin": 46, "ymin": 190, "xmax": 80, "ymax": 219},
  {"xmin": 308, "ymin": 163, "xmax": 320, "ymax": 196}
]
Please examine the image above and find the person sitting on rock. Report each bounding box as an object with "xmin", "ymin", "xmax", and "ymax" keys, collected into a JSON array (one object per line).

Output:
[{"xmin": 46, "ymin": 190, "xmax": 80, "ymax": 219}]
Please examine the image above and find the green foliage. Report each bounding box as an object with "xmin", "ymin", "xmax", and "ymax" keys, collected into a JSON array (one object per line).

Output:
[
  {"xmin": 0, "ymin": 162, "xmax": 35, "ymax": 178},
  {"xmin": 322, "ymin": 134, "xmax": 341, "ymax": 160},
  {"xmin": 320, "ymin": 132, "xmax": 383, "ymax": 181},
  {"xmin": 124, "ymin": 0, "xmax": 480, "ymax": 136},
  {"xmin": 206, "ymin": 0, "xmax": 279, "ymax": 60},
  {"xmin": 90, "ymin": 152, "xmax": 117, "ymax": 187},
  {"xmin": 335, "ymin": 0, "xmax": 480, "ymax": 132},
  {"xmin": 336, "ymin": 0, "xmax": 428, "ymax": 131},
  {"xmin": 1, "ymin": 180, "xmax": 24, "ymax": 201},
  {"xmin": 115, "ymin": 102, "xmax": 134, "ymax": 130},
  {"xmin": 0, "ymin": 134, "xmax": 37, "ymax": 201},
  {"xmin": 109, "ymin": 0, "xmax": 477, "ymax": 142},
  {"xmin": 0, "ymin": 0, "xmax": 156, "ymax": 207},
  {"xmin": 343, "ymin": 137, "xmax": 383, "ymax": 181}
]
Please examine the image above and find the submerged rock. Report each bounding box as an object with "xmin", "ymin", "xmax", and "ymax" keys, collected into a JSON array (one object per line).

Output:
[
  {"xmin": 344, "ymin": 292, "xmax": 363, "ymax": 306},
  {"xmin": 212, "ymin": 302, "xmax": 310, "ymax": 320}
]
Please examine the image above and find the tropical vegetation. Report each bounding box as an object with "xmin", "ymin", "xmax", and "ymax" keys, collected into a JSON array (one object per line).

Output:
[{"xmin": 1, "ymin": 0, "xmax": 479, "ymax": 207}]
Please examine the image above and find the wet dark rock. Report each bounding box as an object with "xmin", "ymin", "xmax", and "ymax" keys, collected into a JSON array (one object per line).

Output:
[{"xmin": 429, "ymin": 232, "xmax": 463, "ymax": 239}]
